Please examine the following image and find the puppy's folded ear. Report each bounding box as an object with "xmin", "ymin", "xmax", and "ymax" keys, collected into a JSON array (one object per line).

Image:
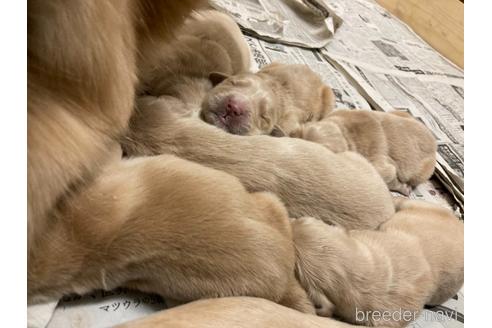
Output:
[{"xmin": 209, "ymin": 72, "xmax": 230, "ymax": 86}]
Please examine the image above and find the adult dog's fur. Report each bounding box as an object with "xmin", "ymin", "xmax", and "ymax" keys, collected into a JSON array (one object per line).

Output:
[
  {"xmin": 292, "ymin": 110, "xmax": 437, "ymax": 195},
  {"xmin": 118, "ymin": 297, "xmax": 384, "ymax": 328},
  {"xmin": 293, "ymin": 199, "xmax": 464, "ymax": 327},
  {"xmin": 200, "ymin": 63, "xmax": 335, "ymax": 135},
  {"xmin": 123, "ymin": 96, "xmax": 395, "ymax": 230},
  {"xmin": 138, "ymin": 9, "xmax": 251, "ymax": 114},
  {"xmin": 28, "ymin": 0, "xmax": 317, "ymax": 314}
]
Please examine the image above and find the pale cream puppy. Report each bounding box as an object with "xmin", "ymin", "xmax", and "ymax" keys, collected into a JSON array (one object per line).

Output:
[
  {"xmin": 292, "ymin": 110, "xmax": 437, "ymax": 195},
  {"xmin": 118, "ymin": 297, "xmax": 387, "ymax": 328},
  {"xmin": 293, "ymin": 199, "xmax": 464, "ymax": 327},
  {"xmin": 123, "ymin": 96, "xmax": 395, "ymax": 231},
  {"xmin": 138, "ymin": 9, "xmax": 251, "ymax": 115},
  {"xmin": 200, "ymin": 63, "xmax": 335, "ymax": 136},
  {"xmin": 28, "ymin": 154, "xmax": 314, "ymax": 313}
]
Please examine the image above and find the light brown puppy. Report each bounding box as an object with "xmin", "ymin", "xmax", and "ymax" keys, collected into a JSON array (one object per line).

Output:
[
  {"xmin": 28, "ymin": 154, "xmax": 314, "ymax": 313},
  {"xmin": 200, "ymin": 63, "xmax": 335, "ymax": 136},
  {"xmin": 118, "ymin": 297, "xmax": 384, "ymax": 328},
  {"xmin": 292, "ymin": 110, "xmax": 437, "ymax": 195},
  {"xmin": 293, "ymin": 199, "xmax": 464, "ymax": 327},
  {"xmin": 29, "ymin": 0, "xmax": 317, "ymax": 316},
  {"xmin": 123, "ymin": 96, "xmax": 395, "ymax": 231},
  {"xmin": 138, "ymin": 9, "xmax": 251, "ymax": 115}
]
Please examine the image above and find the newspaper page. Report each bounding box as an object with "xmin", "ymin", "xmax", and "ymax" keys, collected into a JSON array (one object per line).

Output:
[
  {"xmin": 318, "ymin": 0, "xmax": 464, "ymax": 210},
  {"xmin": 410, "ymin": 287, "xmax": 464, "ymax": 328},
  {"xmin": 210, "ymin": 0, "xmax": 343, "ymax": 48},
  {"xmin": 45, "ymin": 289, "xmax": 168, "ymax": 328}
]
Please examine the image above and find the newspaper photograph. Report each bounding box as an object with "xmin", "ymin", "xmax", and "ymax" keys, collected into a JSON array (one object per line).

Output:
[{"xmin": 210, "ymin": 0, "xmax": 342, "ymax": 48}]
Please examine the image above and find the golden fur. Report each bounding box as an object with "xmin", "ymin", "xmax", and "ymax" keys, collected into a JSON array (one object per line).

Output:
[
  {"xmin": 28, "ymin": 154, "xmax": 314, "ymax": 313},
  {"xmin": 292, "ymin": 110, "xmax": 437, "ymax": 195},
  {"xmin": 118, "ymin": 297, "xmax": 386, "ymax": 328},
  {"xmin": 28, "ymin": 0, "xmax": 317, "ymax": 315},
  {"xmin": 138, "ymin": 9, "xmax": 251, "ymax": 114},
  {"xmin": 123, "ymin": 96, "xmax": 395, "ymax": 230},
  {"xmin": 293, "ymin": 199, "xmax": 464, "ymax": 327},
  {"xmin": 200, "ymin": 63, "xmax": 335, "ymax": 135}
]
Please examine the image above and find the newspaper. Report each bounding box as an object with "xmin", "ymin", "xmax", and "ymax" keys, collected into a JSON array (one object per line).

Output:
[
  {"xmin": 317, "ymin": 0, "xmax": 464, "ymax": 212},
  {"xmin": 410, "ymin": 287, "xmax": 464, "ymax": 328},
  {"xmin": 45, "ymin": 289, "xmax": 167, "ymax": 328},
  {"xmin": 210, "ymin": 0, "xmax": 343, "ymax": 48}
]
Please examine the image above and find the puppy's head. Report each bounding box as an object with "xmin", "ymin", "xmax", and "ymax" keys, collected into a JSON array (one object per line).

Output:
[{"xmin": 200, "ymin": 72, "xmax": 277, "ymax": 135}]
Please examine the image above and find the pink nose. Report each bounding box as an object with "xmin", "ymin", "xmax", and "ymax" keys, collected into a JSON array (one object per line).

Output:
[{"xmin": 225, "ymin": 98, "xmax": 244, "ymax": 116}]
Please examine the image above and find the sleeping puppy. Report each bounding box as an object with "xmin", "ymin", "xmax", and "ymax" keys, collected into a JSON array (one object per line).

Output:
[
  {"xmin": 200, "ymin": 63, "xmax": 335, "ymax": 136},
  {"xmin": 28, "ymin": 154, "xmax": 314, "ymax": 314},
  {"xmin": 293, "ymin": 199, "xmax": 464, "ymax": 327},
  {"xmin": 138, "ymin": 9, "xmax": 251, "ymax": 116},
  {"xmin": 122, "ymin": 96, "xmax": 395, "ymax": 231},
  {"xmin": 291, "ymin": 110, "xmax": 437, "ymax": 195},
  {"xmin": 118, "ymin": 297, "xmax": 385, "ymax": 328}
]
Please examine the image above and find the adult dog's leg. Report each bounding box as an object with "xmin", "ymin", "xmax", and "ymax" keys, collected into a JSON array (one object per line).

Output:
[{"xmin": 28, "ymin": 155, "xmax": 312, "ymax": 313}]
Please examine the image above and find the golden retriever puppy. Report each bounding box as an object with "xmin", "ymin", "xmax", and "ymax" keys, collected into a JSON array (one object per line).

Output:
[
  {"xmin": 123, "ymin": 96, "xmax": 395, "ymax": 230},
  {"xmin": 293, "ymin": 199, "xmax": 464, "ymax": 327},
  {"xmin": 200, "ymin": 63, "xmax": 335, "ymax": 136},
  {"xmin": 118, "ymin": 297, "xmax": 384, "ymax": 328},
  {"xmin": 292, "ymin": 110, "xmax": 437, "ymax": 195},
  {"xmin": 28, "ymin": 154, "xmax": 314, "ymax": 313},
  {"xmin": 138, "ymin": 9, "xmax": 251, "ymax": 115}
]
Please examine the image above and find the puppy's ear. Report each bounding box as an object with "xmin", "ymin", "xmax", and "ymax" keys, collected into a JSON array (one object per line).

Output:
[{"xmin": 209, "ymin": 72, "xmax": 230, "ymax": 86}]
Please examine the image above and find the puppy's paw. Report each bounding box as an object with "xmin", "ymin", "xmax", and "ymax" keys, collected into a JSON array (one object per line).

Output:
[
  {"xmin": 312, "ymin": 292, "xmax": 335, "ymax": 317},
  {"xmin": 390, "ymin": 183, "xmax": 412, "ymax": 196}
]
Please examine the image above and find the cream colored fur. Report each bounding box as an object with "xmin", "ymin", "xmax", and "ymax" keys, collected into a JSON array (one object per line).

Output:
[
  {"xmin": 28, "ymin": 154, "xmax": 315, "ymax": 313},
  {"xmin": 293, "ymin": 110, "xmax": 437, "ymax": 195},
  {"xmin": 138, "ymin": 9, "xmax": 251, "ymax": 115},
  {"xmin": 293, "ymin": 199, "xmax": 464, "ymax": 327},
  {"xmin": 200, "ymin": 63, "xmax": 335, "ymax": 135},
  {"xmin": 29, "ymin": 1, "xmax": 318, "ymax": 315},
  {"xmin": 118, "ymin": 297, "xmax": 386, "ymax": 328},
  {"xmin": 123, "ymin": 96, "xmax": 395, "ymax": 230}
]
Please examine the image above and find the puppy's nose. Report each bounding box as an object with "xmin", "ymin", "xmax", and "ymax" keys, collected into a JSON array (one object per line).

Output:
[{"xmin": 225, "ymin": 99, "xmax": 244, "ymax": 116}]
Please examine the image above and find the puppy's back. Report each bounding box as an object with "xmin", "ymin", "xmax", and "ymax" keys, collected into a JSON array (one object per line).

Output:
[
  {"xmin": 379, "ymin": 112, "xmax": 437, "ymax": 185},
  {"xmin": 259, "ymin": 63, "xmax": 335, "ymax": 122},
  {"xmin": 382, "ymin": 199, "xmax": 464, "ymax": 305}
]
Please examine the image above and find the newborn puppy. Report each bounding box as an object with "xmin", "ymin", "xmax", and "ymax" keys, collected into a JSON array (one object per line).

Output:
[
  {"xmin": 293, "ymin": 199, "xmax": 464, "ymax": 327},
  {"xmin": 123, "ymin": 96, "xmax": 395, "ymax": 231},
  {"xmin": 292, "ymin": 110, "xmax": 437, "ymax": 195},
  {"xmin": 200, "ymin": 63, "xmax": 335, "ymax": 136},
  {"xmin": 29, "ymin": 154, "xmax": 314, "ymax": 313}
]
